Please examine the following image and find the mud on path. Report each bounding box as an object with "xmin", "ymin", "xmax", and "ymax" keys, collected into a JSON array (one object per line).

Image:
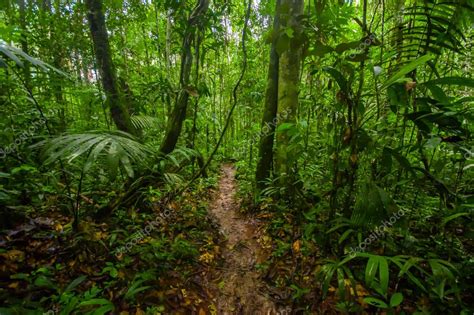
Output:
[{"xmin": 206, "ymin": 164, "xmax": 287, "ymax": 315}]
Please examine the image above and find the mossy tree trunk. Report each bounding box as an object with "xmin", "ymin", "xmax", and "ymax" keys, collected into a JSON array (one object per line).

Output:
[
  {"xmin": 255, "ymin": 0, "xmax": 281, "ymax": 190},
  {"xmin": 274, "ymin": 0, "xmax": 304, "ymax": 186},
  {"xmin": 159, "ymin": 0, "xmax": 209, "ymax": 155},
  {"xmin": 85, "ymin": 0, "xmax": 136, "ymax": 135}
]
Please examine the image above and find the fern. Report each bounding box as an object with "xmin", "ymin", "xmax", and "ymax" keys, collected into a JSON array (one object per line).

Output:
[{"xmin": 387, "ymin": 0, "xmax": 473, "ymax": 65}]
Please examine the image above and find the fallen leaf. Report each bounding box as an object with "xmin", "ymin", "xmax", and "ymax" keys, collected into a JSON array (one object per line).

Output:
[
  {"xmin": 1, "ymin": 249, "xmax": 25, "ymax": 262},
  {"xmin": 8, "ymin": 282, "xmax": 19, "ymax": 289},
  {"xmin": 293, "ymin": 240, "xmax": 301, "ymax": 253}
]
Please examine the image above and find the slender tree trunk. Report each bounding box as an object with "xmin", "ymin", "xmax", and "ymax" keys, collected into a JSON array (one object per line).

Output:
[
  {"xmin": 275, "ymin": 0, "xmax": 304, "ymax": 186},
  {"xmin": 49, "ymin": 0, "xmax": 67, "ymax": 132},
  {"xmin": 18, "ymin": 0, "xmax": 30, "ymax": 89},
  {"xmin": 255, "ymin": 0, "xmax": 281, "ymax": 190},
  {"xmin": 85, "ymin": 0, "xmax": 135, "ymax": 135},
  {"xmin": 159, "ymin": 0, "xmax": 209, "ymax": 155}
]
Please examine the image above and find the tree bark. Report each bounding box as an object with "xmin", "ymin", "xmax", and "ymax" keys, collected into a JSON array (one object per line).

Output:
[
  {"xmin": 18, "ymin": 0, "xmax": 30, "ymax": 89},
  {"xmin": 85, "ymin": 0, "xmax": 135, "ymax": 135},
  {"xmin": 255, "ymin": 0, "xmax": 281, "ymax": 190},
  {"xmin": 274, "ymin": 0, "xmax": 304, "ymax": 184},
  {"xmin": 159, "ymin": 0, "xmax": 209, "ymax": 155}
]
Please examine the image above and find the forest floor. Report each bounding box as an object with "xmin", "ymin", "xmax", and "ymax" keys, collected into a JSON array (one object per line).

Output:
[{"xmin": 205, "ymin": 164, "xmax": 284, "ymax": 314}]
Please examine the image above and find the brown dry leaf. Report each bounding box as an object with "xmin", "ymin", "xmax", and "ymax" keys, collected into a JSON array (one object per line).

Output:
[
  {"xmin": 208, "ymin": 303, "xmax": 217, "ymax": 315},
  {"xmin": 135, "ymin": 308, "xmax": 145, "ymax": 315},
  {"xmin": 293, "ymin": 240, "xmax": 301, "ymax": 253},
  {"xmin": 199, "ymin": 252, "xmax": 214, "ymax": 264},
  {"xmin": 1, "ymin": 249, "xmax": 25, "ymax": 262},
  {"xmin": 199, "ymin": 308, "xmax": 206, "ymax": 315},
  {"xmin": 256, "ymin": 212, "xmax": 272, "ymax": 218},
  {"xmin": 8, "ymin": 282, "xmax": 19, "ymax": 289},
  {"xmin": 54, "ymin": 223, "xmax": 63, "ymax": 232},
  {"xmin": 405, "ymin": 81, "xmax": 417, "ymax": 91},
  {"xmin": 93, "ymin": 231, "xmax": 106, "ymax": 240},
  {"xmin": 260, "ymin": 235, "xmax": 272, "ymax": 249},
  {"xmin": 350, "ymin": 153, "xmax": 358, "ymax": 165},
  {"xmin": 79, "ymin": 265, "xmax": 94, "ymax": 275},
  {"xmin": 144, "ymin": 290, "xmax": 165, "ymax": 302}
]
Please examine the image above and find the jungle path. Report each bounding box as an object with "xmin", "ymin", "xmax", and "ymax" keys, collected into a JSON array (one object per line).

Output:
[{"xmin": 206, "ymin": 164, "xmax": 285, "ymax": 314}]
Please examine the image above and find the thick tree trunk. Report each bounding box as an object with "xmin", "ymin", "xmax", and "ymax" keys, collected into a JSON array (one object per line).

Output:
[
  {"xmin": 85, "ymin": 0, "xmax": 135, "ymax": 135},
  {"xmin": 255, "ymin": 0, "xmax": 281, "ymax": 190},
  {"xmin": 159, "ymin": 0, "xmax": 209, "ymax": 155},
  {"xmin": 274, "ymin": 0, "xmax": 304, "ymax": 184}
]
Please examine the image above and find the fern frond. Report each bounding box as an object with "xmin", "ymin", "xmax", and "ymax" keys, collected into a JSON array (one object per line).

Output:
[{"xmin": 388, "ymin": 0, "xmax": 473, "ymax": 67}]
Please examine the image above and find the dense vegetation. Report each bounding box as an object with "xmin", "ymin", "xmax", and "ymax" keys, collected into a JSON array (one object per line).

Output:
[{"xmin": 1, "ymin": 0, "xmax": 473, "ymax": 314}]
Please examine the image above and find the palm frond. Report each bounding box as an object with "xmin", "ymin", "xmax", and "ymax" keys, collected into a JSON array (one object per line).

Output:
[
  {"xmin": 32, "ymin": 131, "xmax": 154, "ymax": 178},
  {"xmin": 130, "ymin": 115, "xmax": 161, "ymax": 130},
  {"xmin": 0, "ymin": 40, "xmax": 67, "ymax": 76},
  {"xmin": 351, "ymin": 181, "xmax": 399, "ymax": 228}
]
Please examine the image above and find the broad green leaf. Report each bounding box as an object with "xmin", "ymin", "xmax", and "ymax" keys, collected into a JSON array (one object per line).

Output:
[
  {"xmin": 310, "ymin": 42, "xmax": 333, "ymax": 57},
  {"xmin": 378, "ymin": 257, "xmax": 389, "ymax": 296},
  {"xmin": 321, "ymin": 265, "xmax": 336, "ymax": 297},
  {"xmin": 365, "ymin": 256, "xmax": 378, "ymax": 288},
  {"xmin": 335, "ymin": 41, "xmax": 360, "ymax": 54},
  {"xmin": 0, "ymin": 45, "xmax": 23, "ymax": 67},
  {"xmin": 323, "ymin": 67, "xmax": 348, "ymax": 92},
  {"xmin": 338, "ymin": 229, "xmax": 354, "ymax": 244},
  {"xmin": 326, "ymin": 223, "xmax": 349, "ymax": 234},
  {"xmin": 364, "ymin": 297, "xmax": 388, "ymax": 308},
  {"xmin": 442, "ymin": 212, "xmax": 469, "ymax": 226},
  {"xmin": 383, "ymin": 54, "xmax": 435, "ymax": 88},
  {"xmin": 92, "ymin": 304, "xmax": 115, "ymax": 315},
  {"xmin": 63, "ymin": 275, "xmax": 87, "ymax": 293},
  {"xmin": 336, "ymin": 268, "xmax": 345, "ymax": 298},
  {"xmin": 390, "ymin": 292, "xmax": 403, "ymax": 307}
]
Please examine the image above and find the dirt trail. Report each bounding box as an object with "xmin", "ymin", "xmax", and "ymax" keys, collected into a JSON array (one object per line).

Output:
[{"xmin": 206, "ymin": 164, "xmax": 285, "ymax": 315}]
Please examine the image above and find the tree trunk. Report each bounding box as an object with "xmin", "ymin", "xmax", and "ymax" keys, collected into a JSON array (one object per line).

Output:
[
  {"xmin": 85, "ymin": 0, "xmax": 135, "ymax": 135},
  {"xmin": 159, "ymin": 0, "xmax": 209, "ymax": 155},
  {"xmin": 274, "ymin": 0, "xmax": 304, "ymax": 185},
  {"xmin": 18, "ymin": 0, "xmax": 30, "ymax": 89},
  {"xmin": 255, "ymin": 0, "xmax": 281, "ymax": 190}
]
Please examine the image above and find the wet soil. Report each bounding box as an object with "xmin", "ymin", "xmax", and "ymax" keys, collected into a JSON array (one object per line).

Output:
[{"xmin": 206, "ymin": 164, "xmax": 285, "ymax": 314}]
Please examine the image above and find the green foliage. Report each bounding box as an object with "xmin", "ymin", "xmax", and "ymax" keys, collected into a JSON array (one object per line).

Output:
[
  {"xmin": 0, "ymin": 0, "xmax": 472, "ymax": 313},
  {"xmin": 35, "ymin": 131, "xmax": 154, "ymax": 179}
]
